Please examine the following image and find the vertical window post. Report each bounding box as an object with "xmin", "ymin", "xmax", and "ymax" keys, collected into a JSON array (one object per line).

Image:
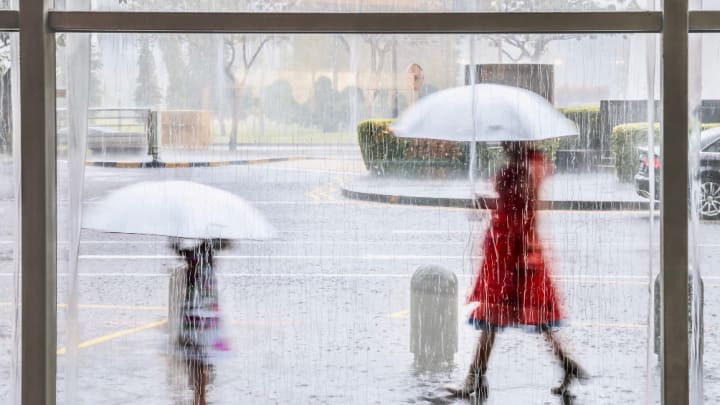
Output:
[
  {"xmin": 19, "ymin": 0, "xmax": 56, "ymax": 403},
  {"xmin": 662, "ymin": 2, "xmax": 690, "ymax": 404}
]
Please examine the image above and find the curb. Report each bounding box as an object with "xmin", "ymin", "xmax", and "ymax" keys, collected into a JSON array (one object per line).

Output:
[
  {"xmin": 85, "ymin": 156, "xmax": 318, "ymax": 168},
  {"xmin": 340, "ymin": 188, "xmax": 660, "ymax": 211}
]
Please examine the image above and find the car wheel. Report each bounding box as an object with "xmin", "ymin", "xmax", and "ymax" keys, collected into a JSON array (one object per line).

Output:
[{"xmin": 700, "ymin": 176, "xmax": 720, "ymax": 220}]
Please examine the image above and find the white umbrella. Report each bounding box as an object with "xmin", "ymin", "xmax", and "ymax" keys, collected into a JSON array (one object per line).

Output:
[
  {"xmin": 391, "ymin": 84, "xmax": 578, "ymax": 142},
  {"xmin": 391, "ymin": 84, "xmax": 578, "ymax": 190},
  {"xmin": 83, "ymin": 180, "xmax": 275, "ymax": 240}
]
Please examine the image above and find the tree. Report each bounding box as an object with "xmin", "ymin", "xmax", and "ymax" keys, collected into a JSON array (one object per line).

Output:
[
  {"xmin": 160, "ymin": 36, "xmax": 191, "ymax": 108},
  {"xmin": 336, "ymin": 86, "xmax": 367, "ymax": 129},
  {"xmin": 0, "ymin": 32, "xmax": 11, "ymax": 154},
  {"xmin": 0, "ymin": 0, "xmax": 13, "ymax": 153},
  {"xmin": 363, "ymin": 35, "xmax": 395, "ymax": 90},
  {"xmin": 222, "ymin": 35, "xmax": 271, "ymax": 150},
  {"xmin": 261, "ymin": 79, "xmax": 300, "ymax": 124},
  {"xmin": 89, "ymin": 35, "xmax": 104, "ymax": 107},
  {"xmin": 134, "ymin": 39, "xmax": 163, "ymax": 107},
  {"xmin": 305, "ymin": 76, "xmax": 340, "ymax": 132},
  {"xmin": 481, "ymin": 0, "xmax": 637, "ymax": 62},
  {"xmin": 221, "ymin": 0, "xmax": 297, "ymax": 150}
]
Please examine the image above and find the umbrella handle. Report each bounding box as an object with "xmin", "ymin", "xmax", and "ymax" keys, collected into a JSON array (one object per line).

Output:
[{"xmin": 468, "ymin": 140, "xmax": 477, "ymax": 198}]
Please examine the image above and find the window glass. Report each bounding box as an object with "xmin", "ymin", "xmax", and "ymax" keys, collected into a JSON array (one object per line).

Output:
[
  {"xmin": 702, "ymin": 139, "xmax": 720, "ymax": 153},
  {"xmin": 690, "ymin": 32, "xmax": 720, "ymax": 405},
  {"xmin": 692, "ymin": 0, "xmax": 720, "ymax": 10},
  {"xmin": 56, "ymin": 32, "xmax": 661, "ymax": 404},
  {"xmin": 0, "ymin": 32, "xmax": 19, "ymax": 405}
]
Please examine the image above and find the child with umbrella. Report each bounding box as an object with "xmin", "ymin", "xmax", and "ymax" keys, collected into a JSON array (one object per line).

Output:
[
  {"xmin": 173, "ymin": 238, "xmax": 231, "ymax": 405},
  {"xmin": 83, "ymin": 181, "xmax": 275, "ymax": 404}
]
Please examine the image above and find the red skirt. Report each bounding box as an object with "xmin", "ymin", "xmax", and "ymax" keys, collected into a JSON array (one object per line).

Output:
[{"xmin": 467, "ymin": 226, "xmax": 564, "ymax": 327}]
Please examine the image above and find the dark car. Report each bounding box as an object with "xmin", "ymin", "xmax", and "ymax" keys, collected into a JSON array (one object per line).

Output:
[{"xmin": 635, "ymin": 127, "xmax": 720, "ymax": 219}]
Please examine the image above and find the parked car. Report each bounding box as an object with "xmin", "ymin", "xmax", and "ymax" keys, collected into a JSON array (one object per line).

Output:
[{"xmin": 634, "ymin": 127, "xmax": 720, "ymax": 219}]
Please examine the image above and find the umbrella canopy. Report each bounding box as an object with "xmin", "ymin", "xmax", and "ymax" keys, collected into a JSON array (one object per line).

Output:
[
  {"xmin": 83, "ymin": 180, "xmax": 275, "ymax": 240},
  {"xmin": 391, "ymin": 84, "xmax": 578, "ymax": 142}
]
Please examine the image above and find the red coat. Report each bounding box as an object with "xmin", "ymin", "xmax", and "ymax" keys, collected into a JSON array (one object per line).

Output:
[{"xmin": 468, "ymin": 155, "xmax": 564, "ymax": 326}]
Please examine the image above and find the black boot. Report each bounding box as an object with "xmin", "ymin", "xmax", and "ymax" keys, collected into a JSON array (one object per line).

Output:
[
  {"xmin": 551, "ymin": 358, "xmax": 589, "ymax": 396},
  {"xmin": 446, "ymin": 367, "xmax": 489, "ymax": 401}
]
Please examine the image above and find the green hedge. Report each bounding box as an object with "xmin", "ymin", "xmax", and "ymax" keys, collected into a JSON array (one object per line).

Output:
[
  {"xmin": 357, "ymin": 118, "xmax": 468, "ymax": 176},
  {"xmin": 478, "ymin": 105, "xmax": 600, "ymax": 176},
  {"xmin": 357, "ymin": 105, "xmax": 600, "ymax": 177},
  {"xmin": 557, "ymin": 105, "xmax": 600, "ymax": 150},
  {"xmin": 357, "ymin": 119, "xmax": 404, "ymax": 173},
  {"xmin": 612, "ymin": 122, "xmax": 720, "ymax": 182}
]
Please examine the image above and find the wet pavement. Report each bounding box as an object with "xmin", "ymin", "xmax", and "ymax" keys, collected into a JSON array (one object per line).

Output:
[
  {"xmin": 341, "ymin": 171, "xmax": 651, "ymax": 209},
  {"xmin": 0, "ymin": 152, "xmax": 718, "ymax": 404},
  {"xmin": 84, "ymin": 144, "xmax": 362, "ymax": 166}
]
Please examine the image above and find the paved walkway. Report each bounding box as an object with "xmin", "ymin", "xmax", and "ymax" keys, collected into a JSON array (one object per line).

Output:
[
  {"xmin": 84, "ymin": 144, "xmax": 362, "ymax": 168},
  {"xmin": 341, "ymin": 171, "xmax": 656, "ymax": 210},
  {"xmin": 3, "ymin": 146, "xmax": 655, "ymax": 210}
]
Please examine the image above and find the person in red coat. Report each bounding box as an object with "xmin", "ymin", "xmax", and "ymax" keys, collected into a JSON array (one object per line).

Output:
[{"xmin": 448, "ymin": 142, "xmax": 587, "ymax": 400}]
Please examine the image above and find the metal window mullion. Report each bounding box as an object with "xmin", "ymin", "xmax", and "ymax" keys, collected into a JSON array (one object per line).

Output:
[
  {"xmin": 47, "ymin": 11, "xmax": 662, "ymax": 33},
  {"xmin": 662, "ymin": 2, "xmax": 689, "ymax": 405},
  {"xmin": 689, "ymin": 11, "xmax": 720, "ymax": 32},
  {"xmin": 19, "ymin": 0, "xmax": 56, "ymax": 404},
  {"xmin": 16, "ymin": 5, "xmax": 705, "ymax": 405},
  {"xmin": 0, "ymin": 10, "xmax": 19, "ymax": 30}
]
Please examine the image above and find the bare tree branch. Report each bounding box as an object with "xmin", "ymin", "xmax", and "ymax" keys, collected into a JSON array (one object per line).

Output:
[
  {"xmin": 223, "ymin": 37, "xmax": 237, "ymax": 83},
  {"xmin": 245, "ymin": 37, "xmax": 271, "ymax": 71}
]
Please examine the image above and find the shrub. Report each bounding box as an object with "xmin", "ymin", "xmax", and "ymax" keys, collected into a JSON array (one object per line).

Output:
[
  {"xmin": 558, "ymin": 105, "xmax": 601, "ymax": 150},
  {"xmin": 357, "ymin": 119, "xmax": 467, "ymax": 176},
  {"xmin": 611, "ymin": 123, "xmax": 659, "ymax": 182},
  {"xmin": 460, "ymin": 106, "xmax": 601, "ymax": 177},
  {"xmin": 261, "ymin": 79, "xmax": 300, "ymax": 124},
  {"xmin": 307, "ymin": 76, "xmax": 338, "ymax": 132},
  {"xmin": 356, "ymin": 105, "xmax": 601, "ymax": 178},
  {"xmin": 357, "ymin": 119, "xmax": 403, "ymax": 173},
  {"xmin": 611, "ymin": 122, "xmax": 720, "ymax": 182},
  {"xmin": 335, "ymin": 86, "xmax": 367, "ymax": 129},
  {"xmin": 477, "ymin": 139, "xmax": 562, "ymax": 178}
]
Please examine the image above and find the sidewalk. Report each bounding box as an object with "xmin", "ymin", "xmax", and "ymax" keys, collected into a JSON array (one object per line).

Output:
[
  {"xmin": 84, "ymin": 144, "xmax": 362, "ymax": 168},
  {"xmin": 341, "ymin": 171, "xmax": 657, "ymax": 211},
  {"xmin": 69, "ymin": 146, "xmax": 656, "ymax": 211}
]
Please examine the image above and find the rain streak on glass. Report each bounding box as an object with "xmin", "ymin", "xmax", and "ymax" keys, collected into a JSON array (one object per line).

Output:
[
  {"xmin": 690, "ymin": 33, "xmax": 720, "ymax": 405},
  {"xmin": 0, "ymin": 32, "xmax": 18, "ymax": 405},
  {"xmin": 46, "ymin": 30, "xmax": 675, "ymax": 405}
]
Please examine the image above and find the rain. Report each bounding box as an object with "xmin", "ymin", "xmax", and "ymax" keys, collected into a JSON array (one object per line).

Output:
[{"xmin": 1, "ymin": 1, "xmax": 720, "ymax": 404}]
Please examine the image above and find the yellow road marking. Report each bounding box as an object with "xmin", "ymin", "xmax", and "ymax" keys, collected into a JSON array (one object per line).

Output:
[
  {"xmin": 57, "ymin": 318, "xmax": 167, "ymax": 355},
  {"xmin": 115, "ymin": 162, "xmax": 141, "ymax": 168},
  {"xmin": 305, "ymin": 179, "xmax": 343, "ymax": 202},
  {"xmin": 388, "ymin": 309, "xmax": 410, "ymax": 318}
]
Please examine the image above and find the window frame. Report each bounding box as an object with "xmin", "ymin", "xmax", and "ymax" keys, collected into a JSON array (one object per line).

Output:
[{"xmin": 6, "ymin": 4, "xmax": 719, "ymax": 404}]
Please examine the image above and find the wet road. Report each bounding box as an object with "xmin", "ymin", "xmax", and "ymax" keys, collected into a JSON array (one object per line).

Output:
[{"xmin": 1, "ymin": 157, "xmax": 719, "ymax": 404}]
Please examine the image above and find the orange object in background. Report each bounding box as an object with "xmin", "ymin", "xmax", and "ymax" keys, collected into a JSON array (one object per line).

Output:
[{"xmin": 160, "ymin": 110, "xmax": 214, "ymax": 148}]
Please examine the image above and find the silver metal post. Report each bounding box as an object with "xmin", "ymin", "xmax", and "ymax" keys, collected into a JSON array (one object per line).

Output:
[
  {"xmin": 47, "ymin": 11, "xmax": 663, "ymax": 34},
  {"xmin": 662, "ymin": 2, "xmax": 689, "ymax": 404},
  {"xmin": 19, "ymin": 0, "xmax": 56, "ymax": 404}
]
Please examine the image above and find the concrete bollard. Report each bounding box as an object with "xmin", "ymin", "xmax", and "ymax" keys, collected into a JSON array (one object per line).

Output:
[
  {"xmin": 410, "ymin": 265, "xmax": 458, "ymax": 364},
  {"xmin": 653, "ymin": 273, "xmax": 703, "ymax": 363}
]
